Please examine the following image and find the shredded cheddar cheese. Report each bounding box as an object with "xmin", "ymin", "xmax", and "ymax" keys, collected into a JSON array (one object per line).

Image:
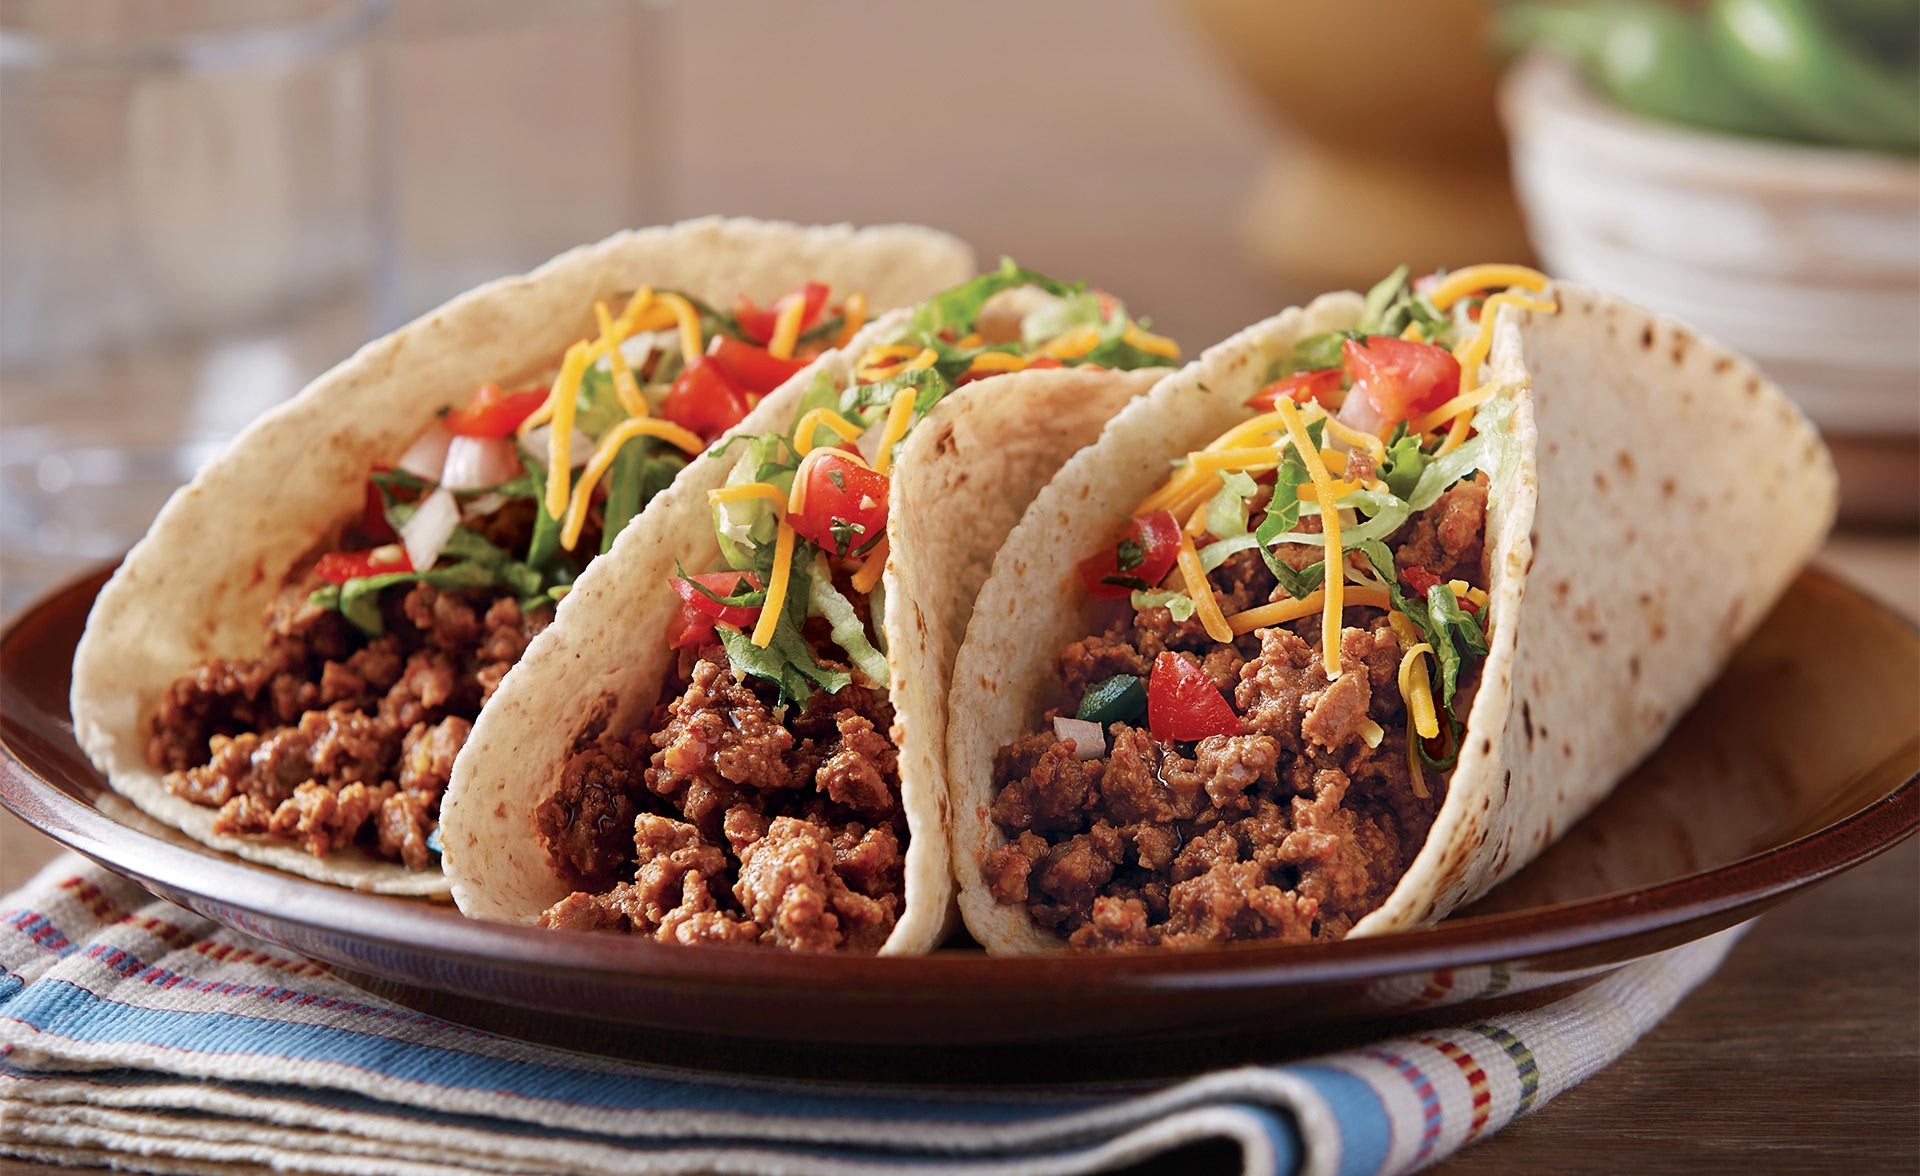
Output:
[
  {"xmin": 767, "ymin": 295, "xmax": 807, "ymax": 361},
  {"xmin": 792, "ymin": 408, "xmax": 866, "ymax": 456},
  {"xmin": 850, "ymin": 534, "xmax": 889, "ymax": 593},
  {"xmin": 1043, "ymin": 325, "xmax": 1102, "ymax": 360},
  {"xmin": 594, "ymin": 301, "xmax": 648, "ymax": 418},
  {"xmin": 707, "ymin": 482, "xmax": 787, "ymax": 509},
  {"xmin": 1122, "ymin": 323, "xmax": 1180, "ymax": 359},
  {"xmin": 872, "ymin": 388, "xmax": 916, "ymax": 476},
  {"xmin": 1226, "ymin": 586, "xmax": 1393, "ymax": 636},
  {"xmin": 965, "ymin": 351, "xmax": 1031, "ymax": 376},
  {"xmin": 542, "ymin": 341, "xmax": 591, "ymax": 518},
  {"xmin": 1176, "ymin": 533, "xmax": 1233, "ymax": 643},
  {"xmin": 1408, "ymin": 384, "xmax": 1496, "ymax": 436},
  {"xmin": 1424, "ymin": 264, "xmax": 1548, "ymax": 311},
  {"xmin": 1183, "ymin": 500, "xmax": 1210, "ymax": 537},
  {"xmin": 752, "ymin": 521, "xmax": 796, "ymax": 648},
  {"xmin": 1275, "ymin": 400, "xmax": 1342, "ymax": 676},
  {"xmin": 854, "ymin": 345, "xmax": 937, "ymax": 383},
  {"xmin": 1436, "ymin": 412, "xmax": 1474, "ymax": 456},
  {"xmin": 836, "ymin": 292, "xmax": 867, "ymax": 347},
  {"xmin": 1296, "ymin": 477, "xmax": 1362, "ymax": 503},
  {"xmin": 1397, "ymin": 641, "xmax": 1440, "ymax": 799},
  {"xmin": 558, "ymin": 417, "xmax": 704, "ymax": 550},
  {"xmin": 1397, "ymin": 643, "xmax": 1441, "ymax": 740},
  {"xmin": 655, "ymin": 292, "xmax": 703, "ymax": 365},
  {"xmin": 613, "ymin": 287, "xmax": 654, "ymax": 336}
]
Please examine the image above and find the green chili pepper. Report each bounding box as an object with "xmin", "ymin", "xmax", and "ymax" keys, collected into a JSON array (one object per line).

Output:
[
  {"xmin": 1706, "ymin": 0, "xmax": 1919, "ymax": 151},
  {"xmin": 1499, "ymin": 2, "xmax": 1778, "ymax": 136},
  {"xmin": 1076, "ymin": 674, "xmax": 1148, "ymax": 726}
]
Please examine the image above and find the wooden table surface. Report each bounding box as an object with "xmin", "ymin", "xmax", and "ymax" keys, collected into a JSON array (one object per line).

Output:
[{"xmin": 3, "ymin": 4, "xmax": 1917, "ymax": 1172}]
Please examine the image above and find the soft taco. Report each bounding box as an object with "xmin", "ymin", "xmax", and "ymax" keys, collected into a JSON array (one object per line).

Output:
[
  {"xmin": 439, "ymin": 262, "xmax": 1178, "ymax": 952},
  {"xmin": 70, "ymin": 217, "xmax": 975, "ymax": 897},
  {"xmin": 947, "ymin": 265, "xmax": 1837, "ymax": 952}
]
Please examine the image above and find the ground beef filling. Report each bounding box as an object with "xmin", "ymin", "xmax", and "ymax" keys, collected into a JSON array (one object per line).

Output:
[
  {"xmin": 987, "ymin": 475, "xmax": 1490, "ymax": 951},
  {"xmin": 147, "ymin": 580, "xmax": 550, "ymax": 869},
  {"xmin": 535, "ymin": 642, "xmax": 906, "ymax": 953}
]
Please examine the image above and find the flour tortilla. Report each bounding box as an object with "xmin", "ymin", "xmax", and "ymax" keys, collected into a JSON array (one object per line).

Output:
[
  {"xmin": 70, "ymin": 217, "xmax": 975, "ymax": 897},
  {"xmin": 947, "ymin": 283, "xmax": 1837, "ymax": 952},
  {"xmin": 439, "ymin": 319, "xmax": 1165, "ymax": 951}
]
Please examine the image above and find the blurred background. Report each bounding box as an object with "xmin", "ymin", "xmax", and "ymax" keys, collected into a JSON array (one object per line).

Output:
[{"xmin": 1, "ymin": 0, "xmax": 1916, "ymax": 617}]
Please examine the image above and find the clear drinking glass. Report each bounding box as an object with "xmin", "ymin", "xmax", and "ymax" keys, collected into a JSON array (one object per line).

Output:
[{"xmin": 0, "ymin": 0, "xmax": 392, "ymax": 613}]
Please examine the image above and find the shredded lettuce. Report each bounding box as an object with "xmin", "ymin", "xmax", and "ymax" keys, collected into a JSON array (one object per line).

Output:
[
  {"xmin": 572, "ymin": 367, "xmax": 627, "ymax": 438},
  {"xmin": 717, "ymin": 550, "xmax": 848, "ymax": 703},
  {"xmin": 309, "ymin": 562, "xmax": 499, "ymax": 636},
  {"xmin": 713, "ymin": 434, "xmax": 797, "ymax": 570},
  {"xmin": 906, "ymin": 257, "xmax": 1078, "ymax": 339},
  {"xmin": 1381, "ymin": 442, "xmax": 1425, "ymax": 503},
  {"xmin": 1204, "ymin": 471, "xmax": 1258, "ymax": 540},
  {"xmin": 1358, "ymin": 265, "xmax": 1411, "ymax": 333},
  {"xmin": 1130, "ymin": 589, "xmax": 1197, "ymax": 622},
  {"xmin": 1406, "ymin": 392, "xmax": 1514, "ymax": 510},
  {"xmin": 1020, "ymin": 289, "xmax": 1104, "ymax": 350},
  {"xmin": 809, "ymin": 556, "xmax": 890, "ymax": 688}
]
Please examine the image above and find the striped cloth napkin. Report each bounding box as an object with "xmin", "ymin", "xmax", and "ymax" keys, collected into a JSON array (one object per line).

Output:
[{"xmin": 1, "ymin": 856, "xmax": 1741, "ymax": 1176}]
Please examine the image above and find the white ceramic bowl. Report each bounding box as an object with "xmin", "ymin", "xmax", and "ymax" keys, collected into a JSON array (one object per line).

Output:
[{"xmin": 1500, "ymin": 53, "xmax": 1920, "ymax": 446}]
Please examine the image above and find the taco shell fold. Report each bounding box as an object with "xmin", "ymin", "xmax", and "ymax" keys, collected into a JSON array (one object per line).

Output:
[{"xmin": 946, "ymin": 283, "xmax": 1836, "ymax": 952}]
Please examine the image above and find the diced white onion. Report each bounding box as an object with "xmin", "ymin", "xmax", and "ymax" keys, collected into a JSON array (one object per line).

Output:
[
  {"xmin": 441, "ymin": 435, "xmax": 522, "ymax": 491},
  {"xmin": 1358, "ymin": 717, "xmax": 1386, "ymax": 749},
  {"xmin": 397, "ymin": 420, "xmax": 453, "ymax": 481},
  {"xmin": 461, "ymin": 492, "xmax": 507, "ymax": 520},
  {"xmin": 594, "ymin": 330, "xmax": 669, "ymax": 372},
  {"xmin": 519, "ymin": 424, "xmax": 594, "ymax": 468},
  {"xmin": 1336, "ymin": 387, "xmax": 1393, "ymax": 438},
  {"xmin": 856, "ymin": 424, "xmax": 885, "ymax": 465},
  {"xmin": 1053, "ymin": 716, "xmax": 1106, "ymax": 760},
  {"xmin": 400, "ymin": 488, "xmax": 460, "ymax": 574}
]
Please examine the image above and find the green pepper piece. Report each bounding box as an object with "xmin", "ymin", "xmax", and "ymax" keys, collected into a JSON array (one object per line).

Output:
[
  {"xmin": 1076, "ymin": 674, "xmax": 1148, "ymax": 726},
  {"xmin": 1500, "ymin": 2, "xmax": 1779, "ymax": 137},
  {"xmin": 1707, "ymin": 0, "xmax": 1919, "ymax": 151}
]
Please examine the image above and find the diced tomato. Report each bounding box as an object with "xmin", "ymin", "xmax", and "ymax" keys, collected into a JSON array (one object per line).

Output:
[
  {"xmin": 1342, "ymin": 336, "xmax": 1460, "ymax": 423},
  {"xmin": 673, "ymin": 572, "xmax": 762, "ymax": 626},
  {"xmin": 1246, "ymin": 368, "xmax": 1342, "ymax": 412},
  {"xmin": 1025, "ymin": 356, "xmax": 1065, "ymax": 370},
  {"xmin": 361, "ymin": 477, "xmax": 397, "ymax": 543},
  {"xmin": 1147, "ymin": 652, "xmax": 1242, "ymax": 742},
  {"xmin": 1076, "ymin": 510, "xmax": 1181, "ymax": 601},
  {"xmin": 668, "ymin": 608, "xmax": 715, "ymax": 650},
  {"xmin": 445, "ymin": 384, "xmax": 548, "ymax": 437},
  {"xmin": 314, "ymin": 547, "xmax": 411, "ymax": 585},
  {"xmin": 734, "ymin": 281, "xmax": 831, "ymax": 346},
  {"xmin": 707, "ymin": 336, "xmax": 807, "ymax": 399},
  {"xmin": 1400, "ymin": 564, "xmax": 1443, "ymax": 598},
  {"xmin": 788, "ymin": 452, "xmax": 891, "ymax": 557},
  {"xmin": 660, "ymin": 357, "xmax": 753, "ymax": 441},
  {"xmin": 668, "ymin": 571, "xmax": 762, "ymax": 649}
]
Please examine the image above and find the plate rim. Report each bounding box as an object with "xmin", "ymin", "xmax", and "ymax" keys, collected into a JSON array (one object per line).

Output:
[{"xmin": 2, "ymin": 562, "xmax": 1915, "ymax": 997}]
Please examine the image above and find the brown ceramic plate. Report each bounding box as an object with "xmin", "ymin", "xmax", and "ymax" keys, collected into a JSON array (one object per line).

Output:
[{"xmin": 2, "ymin": 565, "xmax": 1914, "ymax": 1075}]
